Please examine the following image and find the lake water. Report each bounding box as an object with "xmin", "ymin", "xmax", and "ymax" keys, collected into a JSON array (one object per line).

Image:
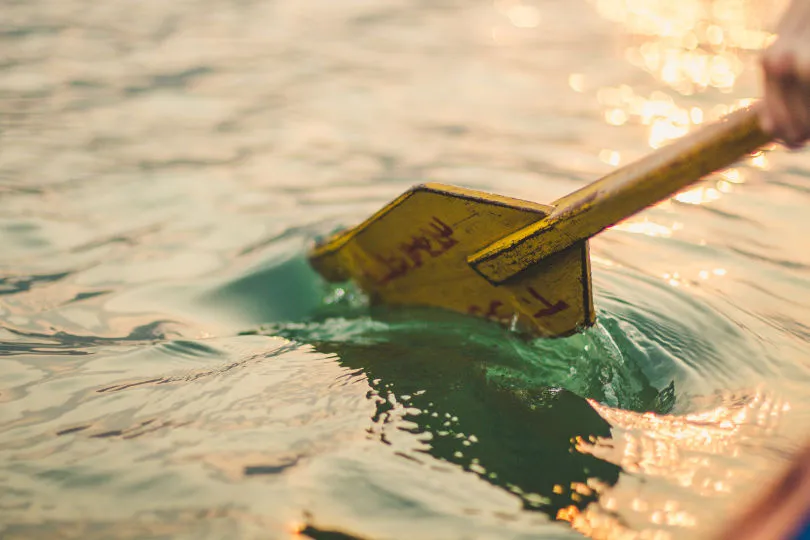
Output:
[{"xmin": 2, "ymin": 0, "xmax": 810, "ymax": 538}]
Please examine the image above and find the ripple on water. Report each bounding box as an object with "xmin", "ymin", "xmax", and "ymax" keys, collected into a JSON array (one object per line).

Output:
[
  {"xmin": 595, "ymin": 268, "xmax": 769, "ymax": 399},
  {"xmin": 2, "ymin": 0, "xmax": 810, "ymax": 538}
]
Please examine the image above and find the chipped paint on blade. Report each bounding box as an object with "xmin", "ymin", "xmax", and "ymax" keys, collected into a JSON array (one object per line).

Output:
[{"xmin": 309, "ymin": 183, "xmax": 594, "ymax": 337}]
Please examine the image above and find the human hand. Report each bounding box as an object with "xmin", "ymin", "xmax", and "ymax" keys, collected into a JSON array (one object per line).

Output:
[{"xmin": 760, "ymin": 0, "xmax": 810, "ymax": 148}]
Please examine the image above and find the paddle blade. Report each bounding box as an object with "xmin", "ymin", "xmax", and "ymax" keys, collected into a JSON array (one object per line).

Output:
[{"xmin": 309, "ymin": 183, "xmax": 595, "ymax": 337}]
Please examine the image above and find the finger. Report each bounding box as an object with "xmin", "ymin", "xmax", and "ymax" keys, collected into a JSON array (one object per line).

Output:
[
  {"xmin": 762, "ymin": 45, "xmax": 800, "ymax": 144},
  {"xmin": 792, "ymin": 27, "xmax": 810, "ymax": 146},
  {"xmin": 779, "ymin": 74, "xmax": 808, "ymax": 147},
  {"xmin": 758, "ymin": 82, "xmax": 776, "ymax": 136},
  {"xmin": 762, "ymin": 69, "xmax": 795, "ymax": 143},
  {"xmin": 791, "ymin": 79, "xmax": 810, "ymax": 147}
]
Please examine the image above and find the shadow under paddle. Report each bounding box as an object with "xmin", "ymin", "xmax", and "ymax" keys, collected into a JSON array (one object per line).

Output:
[{"xmin": 259, "ymin": 305, "xmax": 632, "ymax": 518}]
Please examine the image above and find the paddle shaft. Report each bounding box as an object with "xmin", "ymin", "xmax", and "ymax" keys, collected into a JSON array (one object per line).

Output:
[{"xmin": 469, "ymin": 106, "xmax": 773, "ymax": 284}]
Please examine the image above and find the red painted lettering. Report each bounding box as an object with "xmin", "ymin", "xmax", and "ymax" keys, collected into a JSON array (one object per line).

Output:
[
  {"xmin": 400, "ymin": 235, "xmax": 440, "ymax": 267},
  {"xmin": 365, "ymin": 216, "xmax": 459, "ymax": 286},
  {"xmin": 373, "ymin": 253, "xmax": 410, "ymax": 286},
  {"xmin": 468, "ymin": 300, "xmax": 505, "ymax": 319},
  {"xmin": 525, "ymin": 286, "xmax": 569, "ymax": 318},
  {"xmin": 425, "ymin": 217, "xmax": 458, "ymax": 251}
]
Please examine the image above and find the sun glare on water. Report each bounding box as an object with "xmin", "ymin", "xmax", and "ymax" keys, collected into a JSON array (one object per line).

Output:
[{"xmin": 550, "ymin": 0, "xmax": 790, "ymax": 537}]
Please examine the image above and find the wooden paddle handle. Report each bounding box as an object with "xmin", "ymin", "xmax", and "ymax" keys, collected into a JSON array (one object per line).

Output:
[{"xmin": 469, "ymin": 105, "xmax": 773, "ymax": 284}]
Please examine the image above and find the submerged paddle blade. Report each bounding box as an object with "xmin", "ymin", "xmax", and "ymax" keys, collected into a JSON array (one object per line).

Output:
[{"xmin": 309, "ymin": 183, "xmax": 594, "ymax": 337}]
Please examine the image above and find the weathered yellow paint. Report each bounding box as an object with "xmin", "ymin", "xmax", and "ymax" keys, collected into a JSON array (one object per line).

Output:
[
  {"xmin": 468, "ymin": 106, "xmax": 771, "ymax": 283},
  {"xmin": 308, "ymin": 105, "xmax": 771, "ymax": 338},
  {"xmin": 310, "ymin": 183, "xmax": 595, "ymax": 337}
]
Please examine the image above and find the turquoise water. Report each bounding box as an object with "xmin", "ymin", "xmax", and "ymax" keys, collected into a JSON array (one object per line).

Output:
[{"xmin": 2, "ymin": 0, "xmax": 810, "ymax": 538}]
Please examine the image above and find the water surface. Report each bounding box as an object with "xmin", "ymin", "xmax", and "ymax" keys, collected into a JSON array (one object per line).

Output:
[{"xmin": 2, "ymin": 0, "xmax": 810, "ymax": 538}]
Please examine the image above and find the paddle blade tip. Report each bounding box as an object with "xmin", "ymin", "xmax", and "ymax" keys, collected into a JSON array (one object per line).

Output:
[{"xmin": 307, "ymin": 184, "xmax": 594, "ymax": 338}]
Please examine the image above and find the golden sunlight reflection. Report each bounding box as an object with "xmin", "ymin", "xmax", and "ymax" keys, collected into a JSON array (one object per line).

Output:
[
  {"xmin": 506, "ymin": 4, "xmax": 541, "ymax": 27},
  {"xmin": 664, "ymin": 271, "xmax": 681, "ymax": 287},
  {"xmin": 570, "ymin": 73, "xmax": 586, "ymax": 93},
  {"xmin": 698, "ymin": 267, "xmax": 727, "ymax": 280},
  {"xmin": 593, "ymin": 85, "xmax": 759, "ymax": 150},
  {"xmin": 585, "ymin": 0, "xmax": 781, "ymax": 208},
  {"xmin": 605, "ymin": 108, "xmax": 628, "ymax": 126},
  {"xmin": 546, "ymin": 1, "xmax": 796, "ymax": 538},
  {"xmin": 584, "ymin": 390, "xmax": 789, "ymax": 466},
  {"xmin": 612, "ymin": 218, "xmax": 682, "ymax": 238},
  {"xmin": 599, "ymin": 149, "xmax": 622, "ymax": 166},
  {"xmin": 493, "ymin": 0, "xmax": 542, "ymax": 31},
  {"xmin": 674, "ymin": 185, "xmax": 722, "ymax": 205},
  {"xmin": 750, "ymin": 151, "xmax": 768, "ymax": 169},
  {"xmin": 288, "ymin": 521, "xmax": 306, "ymax": 536},
  {"xmin": 561, "ymin": 388, "xmax": 790, "ymax": 539}
]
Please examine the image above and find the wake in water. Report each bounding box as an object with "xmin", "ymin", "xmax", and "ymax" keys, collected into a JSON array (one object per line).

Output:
[
  {"xmin": 229, "ymin": 249, "xmax": 797, "ymax": 538},
  {"xmin": 239, "ymin": 267, "xmax": 677, "ymax": 519}
]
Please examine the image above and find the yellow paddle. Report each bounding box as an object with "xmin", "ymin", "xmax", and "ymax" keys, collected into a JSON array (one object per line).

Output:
[{"xmin": 308, "ymin": 105, "xmax": 771, "ymax": 338}]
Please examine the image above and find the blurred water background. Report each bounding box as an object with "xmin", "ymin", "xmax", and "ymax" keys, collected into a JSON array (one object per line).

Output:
[{"xmin": 2, "ymin": 0, "xmax": 810, "ymax": 538}]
